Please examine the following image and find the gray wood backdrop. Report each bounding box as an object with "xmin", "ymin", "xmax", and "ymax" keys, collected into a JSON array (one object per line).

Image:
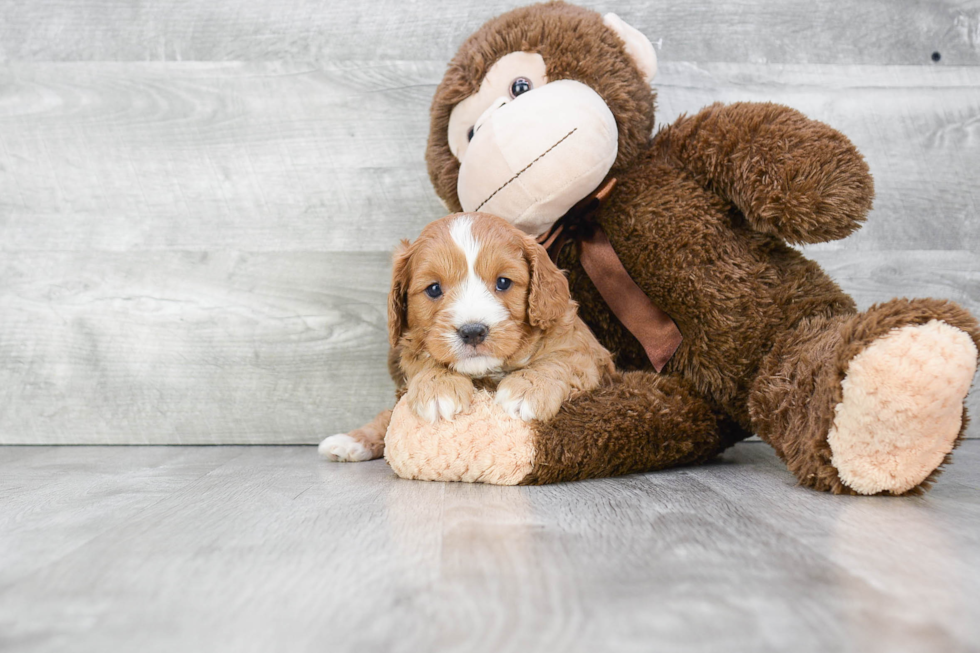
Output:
[{"xmin": 1, "ymin": 0, "xmax": 978, "ymax": 444}]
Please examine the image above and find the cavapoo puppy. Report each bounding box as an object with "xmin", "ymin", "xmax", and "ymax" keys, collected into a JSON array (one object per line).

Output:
[{"xmin": 319, "ymin": 212, "xmax": 615, "ymax": 462}]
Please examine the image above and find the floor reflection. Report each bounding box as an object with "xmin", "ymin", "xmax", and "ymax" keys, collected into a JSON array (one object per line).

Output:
[{"xmin": 831, "ymin": 498, "xmax": 966, "ymax": 650}]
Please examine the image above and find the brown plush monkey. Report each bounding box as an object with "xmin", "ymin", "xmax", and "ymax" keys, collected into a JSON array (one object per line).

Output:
[{"xmin": 339, "ymin": 1, "xmax": 980, "ymax": 495}]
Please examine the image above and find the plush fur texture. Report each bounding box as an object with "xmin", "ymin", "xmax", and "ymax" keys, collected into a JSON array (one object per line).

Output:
[
  {"xmin": 522, "ymin": 371, "xmax": 746, "ymax": 484},
  {"xmin": 406, "ymin": 1, "xmax": 980, "ymax": 494},
  {"xmin": 385, "ymin": 390, "xmax": 536, "ymax": 484},
  {"xmin": 827, "ymin": 320, "xmax": 977, "ymax": 495},
  {"xmin": 750, "ymin": 298, "xmax": 980, "ymax": 494}
]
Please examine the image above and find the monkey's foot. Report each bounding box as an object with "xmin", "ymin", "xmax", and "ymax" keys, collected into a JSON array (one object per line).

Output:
[{"xmin": 827, "ymin": 320, "xmax": 978, "ymax": 494}]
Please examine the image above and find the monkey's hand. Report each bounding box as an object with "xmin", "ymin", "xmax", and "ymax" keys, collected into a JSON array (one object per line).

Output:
[{"xmin": 659, "ymin": 102, "xmax": 874, "ymax": 245}]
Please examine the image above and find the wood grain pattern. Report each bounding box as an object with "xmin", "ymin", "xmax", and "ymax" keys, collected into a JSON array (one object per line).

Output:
[
  {"xmin": 1, "ymin": 63, "xmax": 978, "ymax": 253},
  {"xmin": 1, "ymin": 0, "xmax": 979, "ymax": 65},
  {"xmin": 0, "ymin": 252, "xmax": 395, "ymax": 444},
  {"xmin": 0, "ymin": 446, "xmax": 244, "ymax": 588},
  {"xmin": 0, "ymin": 62, "xmax": 445, "ymax": 254},
  {"xmin": 805, "ymin": 249, "xmax": 980, "ymax": 316},
  {"xmin": 2, "ymin": 442, "xmax": 979, "ymax": 652}
]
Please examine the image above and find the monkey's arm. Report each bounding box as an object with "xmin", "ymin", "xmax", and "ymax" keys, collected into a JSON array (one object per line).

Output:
[{"xmin": 656, "ymin": 102, "xmax": 874, "ymax": 245}]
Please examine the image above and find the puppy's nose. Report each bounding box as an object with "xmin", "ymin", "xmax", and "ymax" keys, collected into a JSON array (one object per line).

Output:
[{"xmin": 458, "ymin": 323, "xmax": 489, "ymax": 346}]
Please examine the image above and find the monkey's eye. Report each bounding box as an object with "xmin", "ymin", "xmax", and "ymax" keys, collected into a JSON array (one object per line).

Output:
[
  {"xmin": 467, "ymin": 126, "xmax": 475, "ymax": 142},
  {"xmin": 509, "ymin": 77, "xmax": 532, "ymax": 98},
  {"xmin": 424, "ymin": 283, "xmax": 443, "ymax": 299},
  {"xmin": 495, "ymin": 277, "xmax": 512, "ymax": 291}
]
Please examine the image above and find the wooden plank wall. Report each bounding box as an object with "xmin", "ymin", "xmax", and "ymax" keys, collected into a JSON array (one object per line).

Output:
[{"xmin": 1, "ymin": 1, "xmax": 978, "ymax": 444}]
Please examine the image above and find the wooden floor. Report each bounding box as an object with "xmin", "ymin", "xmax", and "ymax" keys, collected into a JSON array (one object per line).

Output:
[{"xmin": 2, "ymin": 442, "xmax": 979, "ymax": 653}]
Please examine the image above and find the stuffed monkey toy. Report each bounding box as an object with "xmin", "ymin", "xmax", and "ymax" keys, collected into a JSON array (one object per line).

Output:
[{"xmin": 327, "ymin": 1, "xmax": 979, "ymax": 495}]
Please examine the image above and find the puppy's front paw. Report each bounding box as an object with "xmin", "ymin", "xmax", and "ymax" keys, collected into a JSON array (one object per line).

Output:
[
  {"xmin": 406, "ymin": 373, "xmax": 474, "ymax": 423},
  {"xmin": 496, "ymin": 373, "xmax": 565, "ymax": 422},
  {"xmin": 319, "ymin": 433, "xmax": 373, "ymax": 462}
]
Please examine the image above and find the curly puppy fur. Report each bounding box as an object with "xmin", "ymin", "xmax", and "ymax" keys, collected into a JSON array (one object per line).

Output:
[
  {"xmin": 421, "ymin": 1, "xmax": 979, "ymax": 493},
  {"xmin": 391, "ymin": 213, "xmax": 615, "ymax": 424},
  {"xmin": 323, "ymin": 211, "xmax": 616, "ymax": 462}
]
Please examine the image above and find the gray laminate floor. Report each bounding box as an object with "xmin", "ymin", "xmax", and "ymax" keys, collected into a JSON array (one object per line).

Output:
[{"xmin": 1, "ymin": 442, "xmax": 979, "ymax": 653}]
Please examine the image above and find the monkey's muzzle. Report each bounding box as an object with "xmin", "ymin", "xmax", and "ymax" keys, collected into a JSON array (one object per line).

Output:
[{"xmin": 456, "ymin": 80, "xmax": 619, "ymax": 238}]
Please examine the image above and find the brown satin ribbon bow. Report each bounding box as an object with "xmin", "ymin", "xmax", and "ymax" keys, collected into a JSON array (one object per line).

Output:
[{"xmin": 536, "ymin": 178, "xmax": 683, "ymax": 372}]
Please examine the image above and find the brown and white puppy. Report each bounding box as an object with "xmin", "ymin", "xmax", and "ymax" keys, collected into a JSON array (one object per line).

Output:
[{"xmin": 319, "ymin": 212, "xmax": 615, "ymax": 462}]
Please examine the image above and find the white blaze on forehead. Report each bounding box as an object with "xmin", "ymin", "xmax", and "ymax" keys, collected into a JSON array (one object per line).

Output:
[
  {"xmin": 449, "ymin": 214, "xmax": 480, "ymax": 264},
  {"xmin": 448, "ymin": 216, "xmax": 508, "ymax": 328}
]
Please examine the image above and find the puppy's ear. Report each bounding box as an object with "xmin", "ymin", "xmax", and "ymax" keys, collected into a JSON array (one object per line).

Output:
[
  {"xmin": 525, "ymin": 237, "xmax": 571, "ymax": 330},
  {"xmin": 388, "ymin": 239, "xmax": 413, "ymax": 347}
]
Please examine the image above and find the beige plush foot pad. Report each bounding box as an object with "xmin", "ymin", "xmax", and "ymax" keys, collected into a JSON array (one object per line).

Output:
[
  {"xmin": 384, "ymin": 390, "xmax": 536, "ymax": 484},
  {"xmin": 828, "ymin": 320, "xmax": 978, "ymax": 495}
]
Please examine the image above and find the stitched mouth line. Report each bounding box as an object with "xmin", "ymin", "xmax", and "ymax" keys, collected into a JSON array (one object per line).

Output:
[{"xmin": 474, "ymin": 127, "xmax": 578, "ymax": 212}]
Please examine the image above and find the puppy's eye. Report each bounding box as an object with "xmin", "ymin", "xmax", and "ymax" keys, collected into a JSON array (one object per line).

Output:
[
  {"xmin": 495, "ymin": 277, "xmax": 512, "ymax": 291},
  {"xmin": 424, "ymin": 283, "xmax": 442, "ymax": 299},
  {"xmin": 510, "ymin": 77, "xmax": 532, "ymax": 98},
  {"xmin": 467, "ymin": 126, "xmax": 475, "ymax": 142}
]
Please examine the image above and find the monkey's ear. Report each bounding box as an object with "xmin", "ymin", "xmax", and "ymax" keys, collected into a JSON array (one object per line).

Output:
[
  {"xmin": 388, "ymin": 239, "xmax": 413, "ymax": 348},
  {"xmin": 603, "ymin": 13, "xmax": 658, "ymax": 83}
]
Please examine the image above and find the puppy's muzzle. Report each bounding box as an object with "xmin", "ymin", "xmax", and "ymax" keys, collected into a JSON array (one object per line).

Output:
[{"xmin": 458, "ymin": 323, "xmax": 489, "ymax": 346}]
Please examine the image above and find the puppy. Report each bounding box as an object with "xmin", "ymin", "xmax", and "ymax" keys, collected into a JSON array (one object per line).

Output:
[{"xmin": 319, "ymin": 212, "xmax": 615, "ymax": 462}]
